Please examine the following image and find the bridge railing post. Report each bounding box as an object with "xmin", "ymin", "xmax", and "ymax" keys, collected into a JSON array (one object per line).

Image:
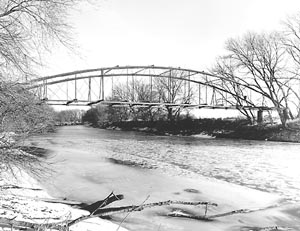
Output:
[
  {"xmin": 88, "ymin": 77, "xmax": 91, "ymax": 102},
  {"xmin": 43, "ymin": 80, "xmax": 47, "ymax": 100},
  {"xmin": 101, "ymin": 70, "xmax": 104, "ymax": 100}
]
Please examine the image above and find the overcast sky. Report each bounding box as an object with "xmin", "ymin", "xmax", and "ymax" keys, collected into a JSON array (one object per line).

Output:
[{"xmin": 42, "ymin": 0, "xmax": 300, "ymax": 76}]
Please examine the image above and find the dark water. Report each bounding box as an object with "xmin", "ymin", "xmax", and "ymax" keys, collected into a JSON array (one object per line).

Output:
[{"xmin": 26, "ymin": 126, "xmax": 300, "ymax": 230}]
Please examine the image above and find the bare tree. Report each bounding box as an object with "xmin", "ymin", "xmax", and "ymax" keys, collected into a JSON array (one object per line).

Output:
[
  {"xmin": 111, "ymin": 79, "xmax": 162, "ymax": 121},
  {"xmin": 0, "ymin": 0, "xmax": 85, "ymax": 79},
  {"xmin": 212, "ymin": 57, "xmax": 256, "ymax": 123},
  {"xmin": 106, "ymin": 72, "xmax": 195, "ymax": 122},
  {"xmin": 0, "ymin": 81, "xmax": 55, "ymax": 135},
  {"xmin": 282, "ymin": 14, "xmax": 300, "ymax": 117},
  {"xmin": 55, "ymin": 109, "xmax": 83, "ymax": 125},
  {"xmin": 214, "ymin": 32, "xmax": 295, "ymax": 126},
  {"xmin": 154, "ymin": 70, "xmax": 194, "ymax": 121}
]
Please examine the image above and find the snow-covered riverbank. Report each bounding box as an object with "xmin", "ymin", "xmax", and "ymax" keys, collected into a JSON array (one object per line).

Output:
[
  {"xmin": 0, "ymin": 166, "xmax": 129, "ymax": 231},
  {"xmin": 5, "ymin": 164, "xmax": 299, "ymax": 231}
]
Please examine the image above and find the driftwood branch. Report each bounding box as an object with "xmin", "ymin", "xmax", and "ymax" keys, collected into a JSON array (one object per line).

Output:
[
  {"xmin": 242, "ymin": 227, "xmax": 293, "ymax": 231},
  {"xmin": 93, "ymin": 200, "xmax": 217, "ymax": 217},
  {"xmin": 0, "ymin": 184, "xmax": 42, "ymax": 191},
  {"xmin": 258, "ymin": 227, "xmax": 293, "ymax": 231},
  {"xmin": 0, "ymin": 198, "xmax": 217, "ymax": 229},
  {"xmin": 168, "ymin": 208, "xmax": 251, "ymax": 221},
  {"xmin": 168, "ymin": 204, "xmax": 281, "ymax": 221},
  {"xmin": 82, "ymin": 192, "xmax": 124, "ymax": 213},
  {"xmin": 0, "ymin": 193, "xmax": 289, "ymax": 231},
  {"xmin": 67, "ymin": 200, "xmax": 218, "ymax": 227},
  {"xmin": 37, "ymin": 193, "xmax": 124, "ymax": 209}
]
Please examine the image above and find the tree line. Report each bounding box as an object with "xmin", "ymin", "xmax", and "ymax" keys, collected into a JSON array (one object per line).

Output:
[
  {"xmin": 82, "ymin": 75, "xmax": 195, "ymax": 126},
  {"xmin": 83, "ymin": 14, "xmax": 300, "ymax": 128}
]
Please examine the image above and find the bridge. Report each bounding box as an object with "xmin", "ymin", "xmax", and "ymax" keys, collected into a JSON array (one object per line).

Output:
[{"xmin": 24, "ymin": 65, "xmax": 276, "ymax": 112}]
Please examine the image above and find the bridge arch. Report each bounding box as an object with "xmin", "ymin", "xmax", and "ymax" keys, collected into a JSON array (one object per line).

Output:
[{"xmin": 24, "ymin": 65, "xmax": 272, "ymax": 110}]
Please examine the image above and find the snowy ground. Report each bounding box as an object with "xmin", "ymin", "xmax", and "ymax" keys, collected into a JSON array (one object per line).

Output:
[{"xmin": 0, "ymin": 167, "xmax": 129, "ymax": 231}]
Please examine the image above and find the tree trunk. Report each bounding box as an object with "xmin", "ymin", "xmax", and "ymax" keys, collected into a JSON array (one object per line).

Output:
[
  {"xmin": 167, "ymin": 107, "xmax": 174, "ymax": 122},
  {"xmin": 277, "ymin": 108, "xmax": 288, "ymax": 127}
]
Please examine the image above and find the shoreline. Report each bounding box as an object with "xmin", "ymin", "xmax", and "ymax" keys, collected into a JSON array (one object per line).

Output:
[
  {"xmin": 0, "ymin": 165, "xmax": 129, "ymax": 231},
  {"xmin": 93, "ymin": 118, "xmax": 300, "ymax": 143}
]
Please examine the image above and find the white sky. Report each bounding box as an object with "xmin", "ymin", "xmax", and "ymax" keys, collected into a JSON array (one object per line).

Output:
[{"xmin": 42, "ymin": 0, "xmax": 300, "ymax": 76}]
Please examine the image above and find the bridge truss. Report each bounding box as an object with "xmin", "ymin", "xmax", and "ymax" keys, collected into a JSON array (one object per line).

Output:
[{"xmin": 24, "ymin": 65, "xmax": 275, "ymax": 111}]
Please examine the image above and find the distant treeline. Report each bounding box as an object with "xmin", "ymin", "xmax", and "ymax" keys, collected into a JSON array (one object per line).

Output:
[
  {"xmin": 81, "ymin": 104, "xmax": 300, "ymax": 142},
  {"xmin": 82, "ymin": 105, "xmax": 250, "ymax": 136},
  {"xmin": 54, "ymin": 110, "xmax": 85, "ymax": 126}
]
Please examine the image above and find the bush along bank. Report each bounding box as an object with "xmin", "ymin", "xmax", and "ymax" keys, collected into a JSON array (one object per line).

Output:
[
  {"xmin": 212, "ymin": 119, "xmax": 300, "ymax": 142},
  {"xmin": 94, "ymin": 118, "xmax": 300, "ymax": 142},
  {"xmin": 96, "ymin": 118, "xmax": 250, "ymax": 136}
]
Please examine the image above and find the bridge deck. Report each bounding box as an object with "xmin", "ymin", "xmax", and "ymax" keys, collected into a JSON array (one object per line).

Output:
[{"xmin": 45, "ymin": 100, "xmax": 275, "ymax": 110}]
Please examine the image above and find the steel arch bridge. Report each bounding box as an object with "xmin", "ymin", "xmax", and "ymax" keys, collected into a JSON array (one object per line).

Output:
[{"xmin": 23, "ymin": 65, "xmax": 275, "ymax": 111}]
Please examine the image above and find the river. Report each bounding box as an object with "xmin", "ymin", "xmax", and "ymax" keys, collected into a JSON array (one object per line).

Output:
[{"xmin": 26, "ymin": 125, "xmax": 300, "ymax": 230}]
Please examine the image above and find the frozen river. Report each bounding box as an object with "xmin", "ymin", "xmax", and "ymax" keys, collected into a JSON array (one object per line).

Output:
[{"xmin": 27, "ymin": 125, "xmax": 300, "ymax": 230}]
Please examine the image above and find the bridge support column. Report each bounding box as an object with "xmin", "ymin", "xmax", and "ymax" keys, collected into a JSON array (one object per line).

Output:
[
  {"xmin": 257, "ymin": 109, "xmax": 263, "ymax": 124},
  {"xmin": 101, "ymin": 70, "xmax": 104, "ymax": 100}
]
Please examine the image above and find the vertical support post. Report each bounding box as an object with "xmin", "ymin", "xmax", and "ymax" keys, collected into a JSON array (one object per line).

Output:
[
  {"xmin": 205, "ymin": 75, "xmax": 208, "ymax": 104},
  {"xmin": 188, "ymin": 71, "xmax": 191, "ymax": 99},
  {"xmin": 198, "ymin": 84, "xmax": 201, "ymax": 105},
  {"xmin": 298, "ymin": 79, "xmax": 300, "ymax": 117},
  {"xmin": 211, "ymin": 88, "xmax": 216, "ymax": 105},
  {"xmin": 127, "ymin": 69, "xmax": 129, "ymax": 100},
  {"xmin": 184, "ymin": 74, "xmax": 186, "ymax": 100},
  {"xmin": 221, "ymin": 82, "xmax": 224, "ymax": 105},
  {"xmin": 66, "ymin": 80, "xmax": 69, "ymax": 100},
  {"xmin": 43, "ymin": 80, "xmax": 47, "ymax": 99},
  {"xmin": 39, "ymin": 85, "xmax": 42, "ymax": 100},
  {"xmin": 101, "ymin": 70, "xmax": 104, "ymax": 100},
  {"xmin": 99, "ymin": 76, "xmax": 101, "ymax": 99},
  {"xmin": 168, "ymin": 70, "xmax": 171, "ymax": 102},
  {"xmin": 74, "ymin": 74, "xmax": 77, "ymax": 100},
  {"xmin": 111, "ymin": 76, "xmax": 114, "ymax": 99},
  {"xmin": 88, "ymin": 77, "xmax": 91, "ymax": 102},
  {"xmin": 150, "ymin": 70, "xmax": 153, "ymax": 102},
  {"xmin": 132, "ymin": 74, "xmax": 135, "ymax": 101}
]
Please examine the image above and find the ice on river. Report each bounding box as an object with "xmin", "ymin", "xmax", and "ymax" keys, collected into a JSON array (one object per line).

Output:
[{"xmin": 26, "ymin": 126, "xmax": 300, "ymax": 231}]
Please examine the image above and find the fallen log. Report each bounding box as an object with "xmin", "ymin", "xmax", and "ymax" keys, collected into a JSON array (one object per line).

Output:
[
  {"xmin": 0, "ymin": 184, "xmax": 42, "ymax": 191},
  {"xmin": 37, "ymin": 198, "xmax": 83, "ymax": 206},
  {"xmin": 167, "ymin": 204, "xmax": 281, "ymax": 221},
  {"xmin": 0, "ymin": 193, "xmax": 285, "ymax": 231},
  {"xmin": 37, "ymin": 192, "xmax": 124, "ymax": 210},
  {"xmin": 168, "ymin": 208, "xmax": 250, "ymax": 221},
  {"xmin": 241, "ymin": 226, "xmax": 293, "ymax": 231},
  {"xmin": 68, "ymin": 200, "xmax": 218, "ymax": 226},
  {"xmin": 82, "ymin": 192, "xmax": 124, "ymax": 213}
]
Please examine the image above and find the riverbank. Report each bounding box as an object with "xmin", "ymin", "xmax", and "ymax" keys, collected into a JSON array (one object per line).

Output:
[
  {"xmin": 98, "ymin": 118, "xmax": 300, "ymax": 142},
  {"xmin": 0, "ymin": 161, "xmax": 129, "ymax": 230},
  {"xmin": 98, "ymin": 118, "xmax": 250, "ymax": 135},
  {"xmin": 213, "ymin": 122, "xmax": 300, "ymax": 142}
]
